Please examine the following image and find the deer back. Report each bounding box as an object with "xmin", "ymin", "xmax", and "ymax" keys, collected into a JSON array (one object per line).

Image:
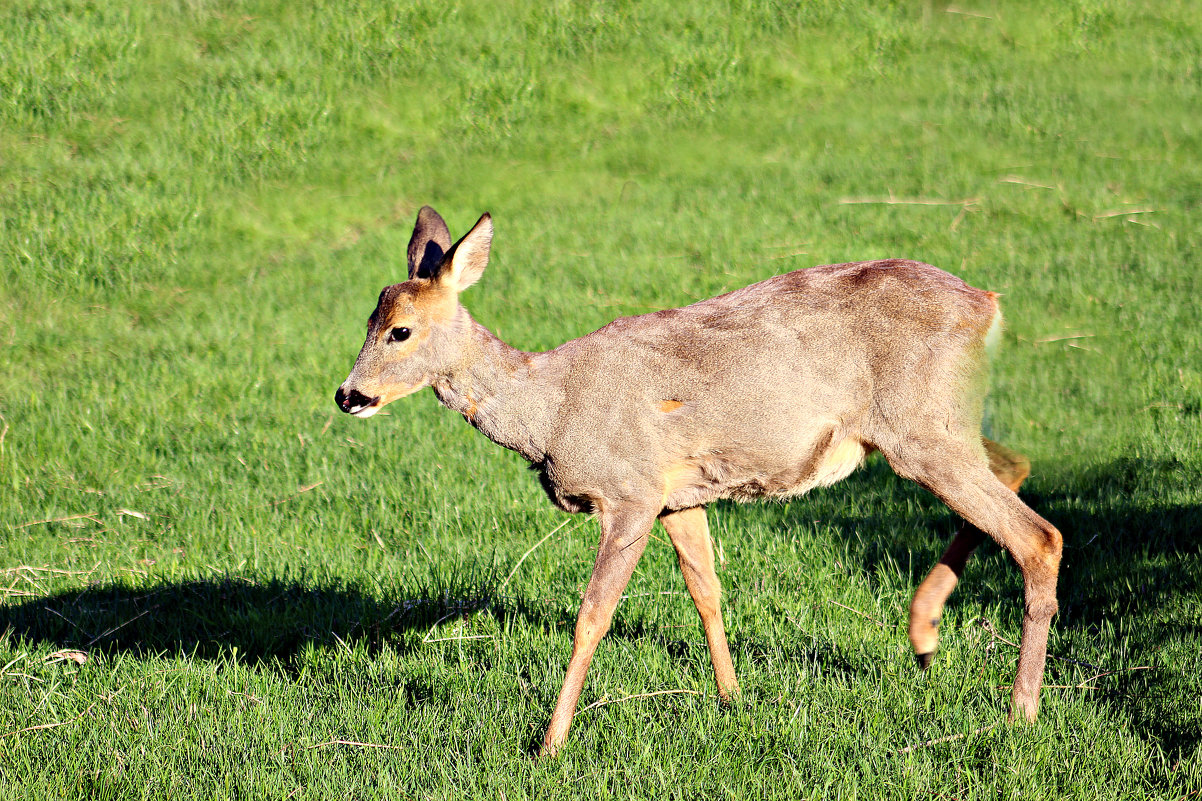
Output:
[{"xmin": 532, "ymin": 259, "xmax": 1000, "ymax": 511}]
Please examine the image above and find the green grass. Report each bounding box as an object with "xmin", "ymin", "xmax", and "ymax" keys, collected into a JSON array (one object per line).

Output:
[{"xmin": 2, "ymin": 0, "xmax": 1201, "ymax": 797}]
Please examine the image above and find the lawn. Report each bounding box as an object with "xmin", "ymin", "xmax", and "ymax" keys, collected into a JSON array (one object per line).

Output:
[{"xmin": 1, "ymin": 1, "xmax": 1200, "ymax": 798}]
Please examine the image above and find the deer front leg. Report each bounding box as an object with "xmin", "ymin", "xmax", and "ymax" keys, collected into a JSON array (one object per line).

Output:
[
  {"xmin": 909, "ymin": 525, "xmax": 983, "ymax": 666},
  {"xmin": 540, "ymin": 503, "xmax": 657, "ymax": 757},
  {"xmin": 660, "ymin": 506, "xmax": 739, "ymax": 703},
  {"xmin": 909, "ymin": 438, "xmax": 1031, "ymax": 667}
]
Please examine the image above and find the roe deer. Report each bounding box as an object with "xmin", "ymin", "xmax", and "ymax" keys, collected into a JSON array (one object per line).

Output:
[{"xmin": 334, "ymin": 207, "xmax": 1062, "ymax": 756}]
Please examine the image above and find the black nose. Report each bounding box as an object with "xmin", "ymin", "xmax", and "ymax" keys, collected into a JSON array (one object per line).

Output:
[{"xmin": 335, "ymin": 386, "xmax": 377, "ymax": 413}]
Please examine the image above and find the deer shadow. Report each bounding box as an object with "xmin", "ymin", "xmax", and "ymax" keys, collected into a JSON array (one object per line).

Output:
[
  {"xmin": 0, "ymin": 566, "xmax": 861, "ymax": 689},
  {"xmin": 0, "ymin": 573, "xmax": 494, "ymax": 673}
]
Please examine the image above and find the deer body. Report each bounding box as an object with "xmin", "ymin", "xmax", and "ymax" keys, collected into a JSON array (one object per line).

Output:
[{"xmin": 336, "ymin": 207, "xmax": 1062, "ymax": 756}]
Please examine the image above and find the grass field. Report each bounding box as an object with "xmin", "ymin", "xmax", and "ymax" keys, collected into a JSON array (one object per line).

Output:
[{"xmin": 2, "ymin": 0, "xmax": 1201, "ymax": 797}]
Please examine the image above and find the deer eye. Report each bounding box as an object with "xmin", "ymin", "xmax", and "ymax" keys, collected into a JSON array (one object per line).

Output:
[{"xmin": 388, "ymin": 327, "xmax": 411, "ymax": 343}]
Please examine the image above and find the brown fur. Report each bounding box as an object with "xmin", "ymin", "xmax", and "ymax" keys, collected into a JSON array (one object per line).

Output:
[{"xmin": 336, "ymin": 207, "xmax": 1062, "ymax": 756}]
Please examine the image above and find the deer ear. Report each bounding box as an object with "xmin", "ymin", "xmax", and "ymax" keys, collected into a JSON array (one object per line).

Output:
[
  {"xmin": 438, "ymin": 213, "xmax": 493, "ymax": 293},
  {"xmin": 407, "ymin": 206, "xmax": 452, "ymax": 280}
]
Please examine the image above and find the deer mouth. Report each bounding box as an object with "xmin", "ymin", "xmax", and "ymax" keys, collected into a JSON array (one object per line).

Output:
[
  {"xmin": 335, "ymin": 386, "xmax": 382, "ymax": 417},
  {"xmin": 350, "ymin": 402, "xmax": 381, "ymax": 418}
]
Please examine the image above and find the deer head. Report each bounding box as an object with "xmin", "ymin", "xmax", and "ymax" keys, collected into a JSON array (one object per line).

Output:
[{"xmin": 334, "ymin": 206, "xmax": 493, "ymax": 417}]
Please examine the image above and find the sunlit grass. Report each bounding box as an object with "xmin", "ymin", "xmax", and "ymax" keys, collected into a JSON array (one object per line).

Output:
[{"xmin": 1, "ymin": 1, "xmax": 1200, "ymax": 798}]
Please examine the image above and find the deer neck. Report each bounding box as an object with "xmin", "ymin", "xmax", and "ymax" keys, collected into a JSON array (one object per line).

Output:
[{"xmin": 431, "ymin": 312, "xmax": 555, "ymax": 463}]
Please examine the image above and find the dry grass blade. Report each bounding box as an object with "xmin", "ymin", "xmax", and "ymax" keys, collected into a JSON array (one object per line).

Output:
[
  {"xmin": 45, "ymin": 650, "xmax": 88, "ymax": 665},
  {"xmin": 1, "ymin": 653, "xmax": 28, "ymax": 677},
  {"xmin": 1, "ymin": 564, "xmax": 102, "ymax": 600},
  {"xmin": 620, "ymin": 590, "xmax": 687, "ymax": 600},
  {"xmin": 828, "ymin": 599, "xmax": 893, "ymax": 629},
  {"xmin": 978, "ymin": 618, "xmax": 1102, "ymax": 671},
  {"xmin": 978, "ymin": 617, "xmax": 1020, "ymax": 650},
  {"xmin": 423, "ymin": 632, "xmax": 494, "ymax": 644},
  {"xmin": 420, "ymin": 602, "xmax": 496, "ymax": 644},
  {"xmin": 998, "ymin": 175, "xmax": 1059, "ymax": 190},
  {"xmin": 307, "ymin": 739, "xmax": 404, "ymax": 750},
  {"xmin": 837, "ymin": 194, "xmax": 979, "ymax": 208},
  {"xmin": 12, "ymin": 513, "xmax": 99, "ymax": 530},
  {"xmin": 0, "ymin": 701, "xmax": 99, "ymax": 740},
  {"xmin": 1035, "ymin": 333, "xmax": 1095, "ymax": 344},
  {"xmin": 264, "ymin": 481, "xmax": 325, "ymax": 507},
  {"xmin": 1093, "ymin": 208, "xmax": 1159, "ymax": 220},
  {"xmin": 1011, "ymin": 665, "xmax": 1153, "ymax": 690},
  {"xmin": 577, "ymin": 689, "xmax": 702, "ymax": 715},
  {"xmin": 896, "ymin": 723, "xmax": 998, "ymax": 754},
  {"xmin": 769, "ymin": 249, "xmax": 809, "ymax": 260},
  {"xmin": 944, "ymin": 5, "xmax": 993, "ymax": 19},
  {"xmin": 86, "ymin": 605, "xmax": 159, "ymax": 647},
  {"xmin": 1074, "ymin": 665, "xmax": 1153, "ymax": 686},
  {"xmin": 135, "ymin": 475, "xmax": 173, "ymax": 491},
  {"xmin": 1, "ymin": 564, "xmax": 98, "ymax": 577},
  {"xmin": 500, "ymin": 518, "xmax": 571, "ymax": 589},
  {"xmin": 1142, "ymin": 402, "xmax": 1183, "ymax": 411}
]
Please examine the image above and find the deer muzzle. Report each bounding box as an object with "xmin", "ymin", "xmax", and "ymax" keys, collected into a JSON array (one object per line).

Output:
[{"xmin": 334, "ymin": 385, "xmax": 381, "ymax": 418}]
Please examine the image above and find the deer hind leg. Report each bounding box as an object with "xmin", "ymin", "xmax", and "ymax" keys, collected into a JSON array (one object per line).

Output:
[
  {"xmin": 541, "ymin": 503, "xmax": 657, "ymax": 758},
  {"xmin": 887, "ymin": 437, "xmax": 1060, "ymax": 721},
  {"xmin": 909, "ymin": 438, "xmax": 1031, "ymax": 667},
  {"xmin": 660, "ymin": 506, "xmax": 739, "ymax": 703}
]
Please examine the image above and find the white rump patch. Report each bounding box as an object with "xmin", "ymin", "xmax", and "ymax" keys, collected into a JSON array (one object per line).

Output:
[{"xmin": 984, "ymin": 307, "xmax": 1004, "ymax": 359}]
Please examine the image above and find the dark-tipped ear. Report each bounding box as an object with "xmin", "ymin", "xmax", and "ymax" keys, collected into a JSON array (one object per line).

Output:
[
  {"xmin": 407, "ymin": 206, "xmax": 453, "ymax": 280},
  {"xmin": 439, "ymin": 213, "xmax": 493, "ymax": 293}
]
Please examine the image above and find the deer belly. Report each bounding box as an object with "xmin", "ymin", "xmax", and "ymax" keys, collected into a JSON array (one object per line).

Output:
[{"xmin": 661, "ymin": 436, "xmax": 867, "ymax": 509}]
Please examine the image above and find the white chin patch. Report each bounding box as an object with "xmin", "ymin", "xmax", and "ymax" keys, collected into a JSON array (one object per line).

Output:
[{"xmin": 350, "ymin": 405, "xmax": 381, "ymax": 418}]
